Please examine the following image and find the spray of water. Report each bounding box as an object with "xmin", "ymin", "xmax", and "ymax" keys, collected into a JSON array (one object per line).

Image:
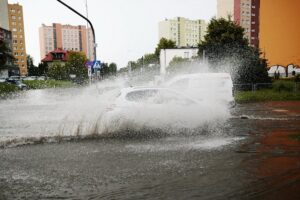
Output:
[{"xmin": 0, "ymin": 62, "xmax": 234, "ymax": 148}]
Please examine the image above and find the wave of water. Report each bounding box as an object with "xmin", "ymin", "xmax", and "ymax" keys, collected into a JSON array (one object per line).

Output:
[{"xmin": 0, "ymin": 77, "xmax": 232, "ymax": 148}]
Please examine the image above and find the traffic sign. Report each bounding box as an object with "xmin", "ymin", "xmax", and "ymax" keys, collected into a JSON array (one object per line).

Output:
[{"xmin": 93, "ymin": 61, "xmax": 101, "ymax": 69}]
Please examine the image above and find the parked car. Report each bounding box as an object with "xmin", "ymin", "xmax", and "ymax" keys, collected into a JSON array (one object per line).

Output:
[
  {"xmin": 7, "ymin": 76, "xmax": 21, "ymax": 81},
  {"xmin": 0, "ymin": 78, "xmax": 7, "ymax": 83},
  {"xmin": 37, "ymin": 76, "xmax": 46, "ymax": 80},
  {"xmin": 23, "ymin": 76, "xmax": 38, "ymax": 81},
  {"xmin": 6, "ymin": 79, "xmax": 27, "ymax": 90}
]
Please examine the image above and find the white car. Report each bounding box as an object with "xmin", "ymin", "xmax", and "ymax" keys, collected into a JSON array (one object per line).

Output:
[
  {"xmin": 99, "ymin": 87, "xmax": 203, "ymax": 133},
  {"xmin": 109, "ymin": 87, "xmax": 200, "ymax": 109},
  {"xmin": 164, "ymin": 73, "xmax": 235, "ymax": 106}
]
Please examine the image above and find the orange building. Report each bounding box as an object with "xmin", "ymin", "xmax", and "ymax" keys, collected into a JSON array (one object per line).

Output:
[
  {"xmin": 8, "ymin": 3, "xmax": 27, "ymax": 75},
  {"xmin": 260, "ymin": 0, "xmax": 300, "ymax": 67}
]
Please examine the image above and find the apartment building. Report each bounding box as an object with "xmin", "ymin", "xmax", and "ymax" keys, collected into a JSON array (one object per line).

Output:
[
  {"xmin": 217, "ymin": 0, "xmax": 260, "ymax": 48},
  {"xmin": 159, "ymin": 17, "xmax": 207, "ymax": 47},
  {"xmin": 39, "ymin": 23, "xmax": 94, "ymax": 61},
  {"xmin": 8, "ymin": 3, "xmax": 27, "ymax": 75},
  {"xmin": 0, "ymin": 0, "xmax": 9, "ymax": 30}
]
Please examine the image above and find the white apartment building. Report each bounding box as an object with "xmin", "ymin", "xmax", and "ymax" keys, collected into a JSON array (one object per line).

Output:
[
  {"xmin": 159, "ymin": 17, "xmax": 207, "ymax": 47},
  {"xmin": 39, "ymin": 23, "xmax": 94, "ymax": 60}
]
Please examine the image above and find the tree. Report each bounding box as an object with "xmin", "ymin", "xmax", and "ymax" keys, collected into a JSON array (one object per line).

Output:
[
  {"xmin": 154, "ymin": 38, "xmax": 176, "ymax": 58},
  {"xmin": 167, "ymin": 56, "xmax": 190, "ymax": 74},
  {"xmin": 0, "ymin": 40, "xmax": 15, "ymax": 67},
  {"xmin": 27, "ymin": 55, "xmax": 40, "ymax": 76},
  {"xmin": 38, "ymin": 62, "xmax": 48, "ymax": 76},
  {"xmin": 109, "ymin": 62, "xmax": 117, "ymax": 76},
  {"xmin": 47, "ymin": 63, "xmax": 68, "ymax": 80},
  {"xmin": 100, "ymin": 63, "xmax": 109, "ymax": 77},
  {"xmin": 65, "ymin": 51, "xmax": 88, "ymax": 82},
  {"xmin": 198, "ymin": 18, "xmax": 270, "ymax": 84}
]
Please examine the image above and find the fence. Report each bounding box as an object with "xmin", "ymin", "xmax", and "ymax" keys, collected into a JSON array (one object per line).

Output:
[{"xmin": 233, "ymin": 82, "xmax": 300, "ymax": 93}]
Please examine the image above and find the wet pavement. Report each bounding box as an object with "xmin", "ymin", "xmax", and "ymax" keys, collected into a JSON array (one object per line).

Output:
[{"xmin": 0, "ymin": 101, "xmax": 300, "ymax": 199}]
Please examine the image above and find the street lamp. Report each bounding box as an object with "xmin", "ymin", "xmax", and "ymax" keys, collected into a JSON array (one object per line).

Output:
[{"xmin": 56, "ymin": 0, "xmax": 97, "ymax": 62}]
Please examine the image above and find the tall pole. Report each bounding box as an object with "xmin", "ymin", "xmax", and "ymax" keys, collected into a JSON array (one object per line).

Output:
[
  {"xmin": 85, "ymin": 0, "xmax": 91, "ymax": 60},
  {"xmin": 57, "ymin": 0, "xmax": 97, "ymax": 62}
]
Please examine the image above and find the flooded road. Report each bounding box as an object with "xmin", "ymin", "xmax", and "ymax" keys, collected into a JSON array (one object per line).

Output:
[{"xmin": 0, "ymin": 88, "xmax": 300, "ymax": 199}]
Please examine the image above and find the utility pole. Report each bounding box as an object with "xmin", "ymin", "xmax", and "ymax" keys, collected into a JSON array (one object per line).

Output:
[{"xmin": 57, "ymin": 0, "xmax": 97, "ymax": 62}]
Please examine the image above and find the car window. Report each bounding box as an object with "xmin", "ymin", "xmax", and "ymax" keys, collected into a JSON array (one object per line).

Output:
[
  {"xmin": 126, "ymin": 89, "xmax": 195, "ymax": 105},
  {"xmin": 126, "ymin": 90, "xmax": 158, "ymax": 102}
]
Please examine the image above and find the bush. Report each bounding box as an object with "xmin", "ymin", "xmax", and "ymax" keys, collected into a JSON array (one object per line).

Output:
[
  {"xmin": 295, "ymin": 74, "xmax": 300, "ymax": 82},
  {"xmin": 272, "ymin": 81, "xmax": 294, "ymax": 92}
]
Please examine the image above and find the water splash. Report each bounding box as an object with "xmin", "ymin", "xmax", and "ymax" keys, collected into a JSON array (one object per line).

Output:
[{"xmin": 0, "ymin": 65, "xmax": 234, "ymax": 148}]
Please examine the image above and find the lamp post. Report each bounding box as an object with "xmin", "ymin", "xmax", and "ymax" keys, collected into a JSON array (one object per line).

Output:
[{"xmin": 56, "ymin": 0, "xmax": 97, "ymax": 62}]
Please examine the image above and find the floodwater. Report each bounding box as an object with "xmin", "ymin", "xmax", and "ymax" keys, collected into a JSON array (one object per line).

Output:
[{"xmin": 0, "ymin": 87, "xmax": 300, "ymax": 199}]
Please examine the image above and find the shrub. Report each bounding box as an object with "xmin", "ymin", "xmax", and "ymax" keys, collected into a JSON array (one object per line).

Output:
[
  {"xmin": 272, "ymin": 81, "xmax": 294, "ymax": 92},
  {"xmin": 295, "ymin": 74, "xmax": 300, "ymax": 82}
]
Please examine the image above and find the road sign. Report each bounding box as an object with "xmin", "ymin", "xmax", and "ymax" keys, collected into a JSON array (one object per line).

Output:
[{"xmin": 93, "ymin": 61, "xmax": 101, "ymax": 69}]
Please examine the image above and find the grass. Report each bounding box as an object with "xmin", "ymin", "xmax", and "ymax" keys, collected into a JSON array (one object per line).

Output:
[
  {"xmin": 23, "ymin": 80, "xmax": 74, "ymax": 89},
  {"xmin": 0, "ymin": 83, "xmax": 18, "ymax": 95},
  {"xmin": 235, "ymin": 90, "xmax": 300, "ymax": 103},
  {"xmin": 235, "ymin": 80, "xmax": 300, "ymax": 103}
]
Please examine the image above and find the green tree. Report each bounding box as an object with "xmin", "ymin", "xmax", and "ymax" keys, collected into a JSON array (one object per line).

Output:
[
  {"xmin": 47, "ymin": 63, "xmax": 68, "ymax": 80},
  {"xmin": 167, "ymin": 56, "xmax": 190, "ymax": 74},
  {"xmin": 27, "ymin": 55, "xmax": 40, "ymax": 76},
  {"xmin": 198, "ymin": 18, "xmax": 270, "ymax": 84},
  {"xmin": 38, "ymin": 62, "xmax": 48, "ymax": 76},
  {"xmin": 109, "ymin": 62, "xmax": 117, "ymax": 76},
  {"xmin": 154, "ymin": 38, "xmax": 176, "ymax": 58},
  {"xmin": 0, "ymin": 40, "xmax": 15, "ymax": 66},
  {"xmin": 65, "ymin": 51, "xmax": 88, "ymax": 82},
  {"xmin": 100, "ymin": 63, "xmax": 110, "ymax": 77}
]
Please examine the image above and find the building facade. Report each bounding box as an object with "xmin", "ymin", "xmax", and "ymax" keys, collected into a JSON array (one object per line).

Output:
[
  {"xmin": 0, "ymin": 0, "xmax": 9, "ymax": 30},
  {"xmin": 260, "ymin": 0, "xmax": 300, "ymax": 67},
  {"xmin": 159, "ymin": 17, "xmax": 207, "ymax": 47},
  {"xmin": 217, "ymin": 0, "xmax": 260, "ymax": 48},
  {"xmin": 0, "ymin": 27, "xmax": 19, "ymax": 77},
  {"xmin": 39, "ymin": 23, "xmax": 94, "ymax": 61},
  {"xmin": 8, "ymin": 3, "xmax": 27, "ymax": 75}
]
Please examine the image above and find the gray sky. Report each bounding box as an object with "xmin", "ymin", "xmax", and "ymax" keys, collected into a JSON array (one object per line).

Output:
[{"xmin": 9, "ymin": 0, "xmax": 217, "ymax": 68}]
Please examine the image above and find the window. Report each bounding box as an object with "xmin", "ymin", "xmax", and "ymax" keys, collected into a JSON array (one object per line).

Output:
[
  {"xmin": 11, "ymin": 15, "xmax": 16, "ymax": 20},
  {"xmin": 11, "ymin": 9, "xmax": 15, "ymax": 13},
  {"xmin": 18, "ymin": 16, "xmax": 22, "ymax": 20},
  {"xmin": 13, "ymin": 40, "xmax": 17, "ymax": 43},
  {"xmin": 12, "ymin": 28, "xmax": 17, "ymax": 32}
]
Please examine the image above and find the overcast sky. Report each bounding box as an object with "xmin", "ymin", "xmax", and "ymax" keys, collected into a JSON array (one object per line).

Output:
[{"xmin": 9, "ymin": 0, "xmax": 217, "ymax": 68}]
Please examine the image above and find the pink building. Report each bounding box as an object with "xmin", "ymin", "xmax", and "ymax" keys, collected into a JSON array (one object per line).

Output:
[
  {"xmin": 39, "ymin": 23, "xmax": 94, "ymax": 61},
  {"xmin": 217, "ymin": 0, "xmax": 260, "ymax": 48}
]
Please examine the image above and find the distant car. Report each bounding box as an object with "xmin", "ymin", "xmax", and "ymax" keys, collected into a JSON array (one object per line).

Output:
[
  {"xmin": 7, "ymin": 76, "xmax": 20, "ymax": 81},
  {"xmin": 6, "ymin": 79, "xmax": 27, "ymax": 90},
  {"xmin": 164, "ymin": 73, "xmax": 235, "ymax": 107},
  {"xmin": 22, "ymin": 76, "xmax": 36, "ymax": 81},
  {"xmin": 37, "ymin": 76, "xmax": 46, "ymax": 80},
  {"xmin": 0, "ymin": 78, "xmax": 7, "ymax": 83}
]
